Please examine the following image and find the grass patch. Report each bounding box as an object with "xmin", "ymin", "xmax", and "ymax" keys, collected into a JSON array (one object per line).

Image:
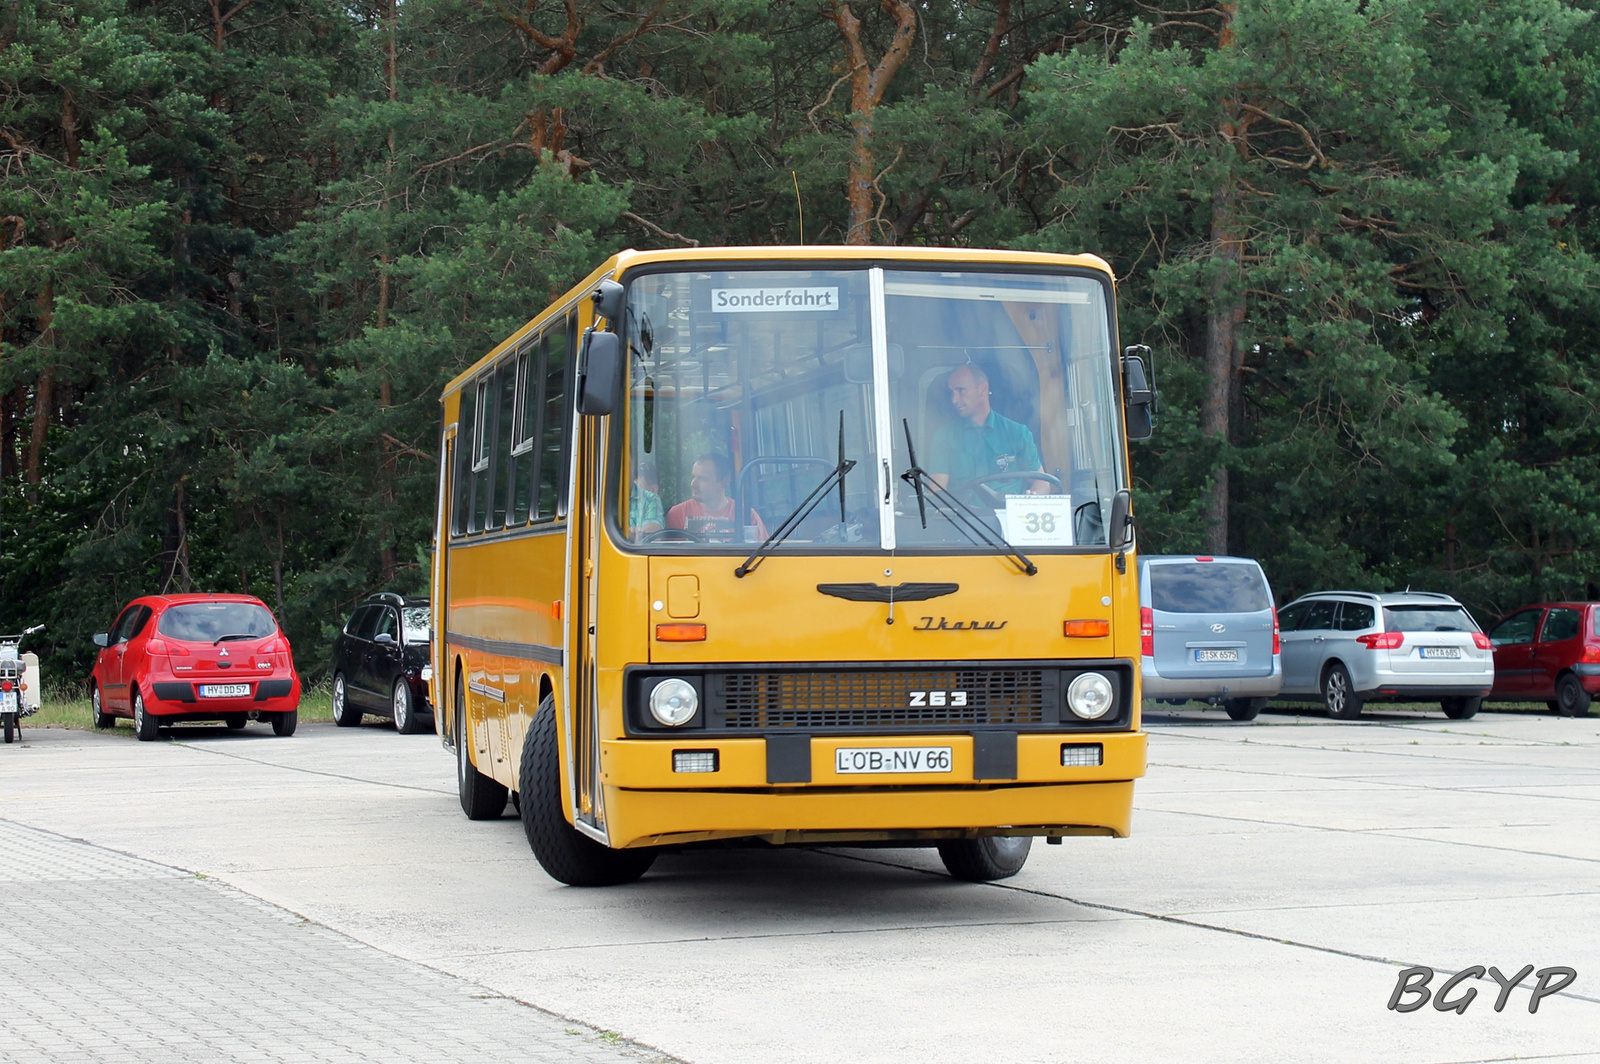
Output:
[{"xmin": 25, "ymin": 684, "xmax": 334, "ymax": 734}]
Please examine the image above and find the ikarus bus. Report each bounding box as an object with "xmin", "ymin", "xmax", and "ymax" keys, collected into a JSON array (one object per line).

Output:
[{"xmin": 433, "ymin": 246, "xmax": 1156, "ymax": 886}]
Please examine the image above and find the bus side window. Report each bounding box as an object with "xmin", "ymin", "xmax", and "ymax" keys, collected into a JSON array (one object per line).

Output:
[
  {"xmin": 511, "ymin": 343, "xmax": 538, "ymax": 524},
  {"xmin": 451, "ymin": 386, "xmax": 477, "ymax": 536},
  {"xmin": 489, "ymin": 360, "xmax": 516, "ymax": 529},
  {"xmin": 537, "ymin": 312, "xmax": 572, "ymax": 520},
  {"xmin": 471, "ymin": 374, "xmax": 495, "ymax": 532}
]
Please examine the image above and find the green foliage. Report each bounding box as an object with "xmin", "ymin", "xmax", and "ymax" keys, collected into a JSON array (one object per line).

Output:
[{"xmin": 3, "ymin": 0, "xmax": 1599, "ymax": 686}]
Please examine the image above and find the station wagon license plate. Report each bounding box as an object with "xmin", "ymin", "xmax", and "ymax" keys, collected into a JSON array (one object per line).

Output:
[
  {"xmin": 199, "ymin": 683, "xmax": 252, "ymax": 699},
  {"xmin": 1195, "ymin": 649, "xmax": 1240, "ymax": 662},
  {"xmin": 1420, "ymin": 647, "xmax": 1462, "ymax": 659},
  {"xmin": 834, "ymin": 746, "xmax": 953, "ymax": 774}
]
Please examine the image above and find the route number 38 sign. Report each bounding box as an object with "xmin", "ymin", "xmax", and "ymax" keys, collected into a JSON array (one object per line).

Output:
[{"xmin": 1001, "ymin": 494, "xmax": 1073, "ymax": 546}]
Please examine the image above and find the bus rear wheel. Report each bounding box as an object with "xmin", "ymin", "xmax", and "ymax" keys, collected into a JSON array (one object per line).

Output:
[
  {"xmin": 936, "ymin": 836, "xmax": 1032, "ymax": 882},
  {"xmin": 520, "ymin": 694, "xmax": 655, "ymax": 887}
]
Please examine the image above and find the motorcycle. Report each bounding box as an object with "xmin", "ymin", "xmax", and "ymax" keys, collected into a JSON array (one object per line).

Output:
[{"xmin": 1, "ymin": 624, "xmax": 44, "ymax": 744}]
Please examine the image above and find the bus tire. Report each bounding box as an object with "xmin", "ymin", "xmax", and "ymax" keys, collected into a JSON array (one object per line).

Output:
[
  {"xmin": 936, "ymin": 836, "xmax": 1032, "ymax": 882},
  {"xmin": 133, "ymin": 690, "xmax": 160, "ymax": 742},
  {"xmin": 520, "ymin": 694, "xmax": 656, "ymax": 887},
  {"xmin": 455, "ymin": 677, "xmax": 506, "ymax": 820},
  {"xmin": 1224, "ymin": 698, "xmax": 1263, "ymax": 722}
]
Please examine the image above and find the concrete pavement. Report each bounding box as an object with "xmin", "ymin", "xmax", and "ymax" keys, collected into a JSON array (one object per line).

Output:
[{"xmin": 2, "ymin": 707, "xmax": 1598, "ymax": 1063}]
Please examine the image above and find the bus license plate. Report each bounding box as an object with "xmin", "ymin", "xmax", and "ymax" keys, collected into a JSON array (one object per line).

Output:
[
  {"xmin": 1196, "ymin": 649, "xmax": 1239, "ymax": 662},
  {"xmin": 199, "ymin": 684, "xmax": 252, "ymax": 698},
  {"xmin": 1420, "ymin": 647, "xmax": 1461, "ymax": 659},
  {"xmin": 835, "ymin": 746, "xmax": 953, "ymax": 774}
]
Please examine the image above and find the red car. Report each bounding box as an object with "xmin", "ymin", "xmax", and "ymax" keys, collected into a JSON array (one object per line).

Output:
[
  {"xmin": 1487, "ymin": 602, "xmax": 1600, "ymax": 716},
  {"xmin": 89, "ymin": 594, "xmax": 302, "ymax": 740}
]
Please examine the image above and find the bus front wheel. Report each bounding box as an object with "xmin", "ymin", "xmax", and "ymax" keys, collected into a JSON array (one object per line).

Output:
[
  {"xmin": 455, "ymin": 673, "xmax": 507, "ymax": 820},
  {"xmin": 937, "ymin": 836, "xmax": 1032, "ymax": 882},
  {"xmin": 520, "ymin": 694, "xmax": 656, "ymax": 887}
]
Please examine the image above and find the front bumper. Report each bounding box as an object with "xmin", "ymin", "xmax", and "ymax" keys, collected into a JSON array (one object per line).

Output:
[
  {"xmin": 147, "ymin": 677, "xmax": 301, "ymax": 715},
  {"xmin": 595, "ymin": 730, "xmax": 1145, "ymax": 848},
  {"xmin": 1140, "ymin": 660, "xmax": 1281, "ymax": 700}
]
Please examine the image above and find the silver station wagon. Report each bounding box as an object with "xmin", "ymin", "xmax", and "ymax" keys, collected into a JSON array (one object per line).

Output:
[
  {"xmin": 1276, "ymin": 591, "xmax": 1493, "ymax": 719},
  {"xmin": 1139, "ymin": 555, "xmax": 1282, "ymax": 720}
]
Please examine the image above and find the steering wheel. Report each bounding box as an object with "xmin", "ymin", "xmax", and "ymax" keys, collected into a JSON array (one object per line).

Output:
[
  {"xmin": 950, "ymin": 470, "xmax": 1064, "ymax": 508},
  {"xmin": 641, "ymin": 527, "xmax": 706, "ymax": 543}
]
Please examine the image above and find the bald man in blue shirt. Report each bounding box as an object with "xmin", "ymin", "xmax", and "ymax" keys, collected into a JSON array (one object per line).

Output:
[{"xmin": 929, "ymin": 364, "xmax": 1050, "ymax": 496}]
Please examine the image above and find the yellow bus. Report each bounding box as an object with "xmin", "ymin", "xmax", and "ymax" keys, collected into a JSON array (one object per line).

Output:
[{"xmin": 433, "ymin": 246, "xmax": 1155, "ymax": 886}]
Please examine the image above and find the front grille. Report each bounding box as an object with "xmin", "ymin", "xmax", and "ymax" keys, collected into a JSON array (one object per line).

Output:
[{"xmin": 718, "ymin": 668, "xmax": 1049, "ymax": 730}]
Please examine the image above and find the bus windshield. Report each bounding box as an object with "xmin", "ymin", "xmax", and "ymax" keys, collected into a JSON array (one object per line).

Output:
[{"xmin": 619, "ymin": 267, "xmax": 1122, "ymax": 552}]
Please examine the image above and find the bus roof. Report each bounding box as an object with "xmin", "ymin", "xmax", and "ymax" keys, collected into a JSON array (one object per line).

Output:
[{"xmin": 441, "ymin": 245, "xmax": 1116, "ymax": 398}]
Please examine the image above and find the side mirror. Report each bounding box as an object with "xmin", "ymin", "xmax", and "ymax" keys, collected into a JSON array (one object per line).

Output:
[
  {"xmin": 92, "ymin": 632, "xmax": 110, "ymax": 648},
  {"xmin": 1122, "ymin": 345, "xmax": 1156, "ymax": 441},
  {"xmin": 577, "ymin": 329, "xmax": 623, "ymax": 416},
  {"xmin": 1108, "ymin": 489, "xmax": 1134, "ymax": 552},
  {"xmin": 374, "ymin": 633, "xmax": 396, "ymax": 646},
  {"xmin": 592, "ymin": 278, "xmax": 625, "ymax": 322}
]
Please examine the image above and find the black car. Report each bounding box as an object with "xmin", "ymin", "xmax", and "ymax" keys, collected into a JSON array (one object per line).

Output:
[{"xmin": 330, "ymin": 593, "xmax": 433, "ymax": 733}]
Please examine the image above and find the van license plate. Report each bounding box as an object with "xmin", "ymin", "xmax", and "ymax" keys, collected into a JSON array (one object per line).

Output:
[
  {"xmin": 835, "ymin": 746, "xmax": 953, "ymax": 774},
  {"xmin": 199, "ymin": 684, "xmax": 251, "ymax": 698},
  {"xmin": 1420, "ymin": 647, "xmax": 1461, "ymax": 659},
  {"xmin": 1195, "ymin": 649, "xmax": 1239, "ymax": 662}
]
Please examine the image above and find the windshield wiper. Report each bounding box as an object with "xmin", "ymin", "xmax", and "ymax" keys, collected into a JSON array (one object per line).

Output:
[
  {"xmin": 899, "ymin": 419, "xmax": 1037, "ymax": 576},
  {"xmin": 735, "ymin": 412, "xmax": 857, "ymax": 578},
  {"xmin": 215, "ymin": 634, "xmax": 259, "ymax": 644}
]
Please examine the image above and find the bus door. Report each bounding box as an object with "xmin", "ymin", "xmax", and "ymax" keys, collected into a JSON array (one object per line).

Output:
[
  {"xmin": 567, "ymin": 400, "xmax": 608, "ymax": 841},
  {"xmin": 434, "ymin": 422, "xmax": 455, "ymax": 739}
]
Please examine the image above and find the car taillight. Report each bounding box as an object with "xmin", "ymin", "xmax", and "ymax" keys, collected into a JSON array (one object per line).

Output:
[
  {"xmin": 1357, "ymin": 631, "xmax": 1404, "ymax": 650},
  {"xmin": 1473, "ymin": 633, "xmax": 1493, "ymax": 651},
  {"xmin": 1140, "ymin": 607, "xmax": 1154, "ymax": 657},
  {"xmin": 259, "ymin": 638, "xmax": 282, "ymax": 655},
  {"xmin": 146, "ymin": 638, "xmax": 169, "ymax": 656},
  {"xmin": 1581, "ymin": 644, "xmax": 1600, "ymax": 663},
  {"xmin": 1271, "ymin": 608, "xmax": 1281, "ymax": 654}
]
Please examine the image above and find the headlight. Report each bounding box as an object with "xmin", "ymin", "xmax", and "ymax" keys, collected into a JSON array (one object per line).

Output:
[
  {"xmin": 649, "ymin": 679, "xmax": 698, "ymax": 726},
  {"xmin": 1066, "ymin": 672, "xmax": 1114, "ymax": 720}
]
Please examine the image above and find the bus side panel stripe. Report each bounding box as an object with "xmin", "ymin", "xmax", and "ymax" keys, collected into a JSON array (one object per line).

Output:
[{"xmin": 447, "ymin": 631, "xmax": 564, "ymax": 666}]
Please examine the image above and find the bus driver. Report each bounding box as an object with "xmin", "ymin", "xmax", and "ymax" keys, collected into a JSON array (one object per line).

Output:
[{"xmin": 929, "ymin": 363, "xmax": 1051, "ymax": 496}]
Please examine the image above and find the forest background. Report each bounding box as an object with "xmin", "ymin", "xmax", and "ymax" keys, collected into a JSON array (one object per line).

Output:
[{"xmin": 3, "ymin": 0, "xmax": 1597, "ymax": 683}]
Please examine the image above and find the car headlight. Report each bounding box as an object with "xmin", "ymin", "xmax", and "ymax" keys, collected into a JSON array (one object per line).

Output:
[
  {"xmin": 649, "ymin": 679, "xmax": 698, "ymax": 726},
  {"xmin": 1066, "ymin": 672, "xmax": 1114, "ymax": 720}
]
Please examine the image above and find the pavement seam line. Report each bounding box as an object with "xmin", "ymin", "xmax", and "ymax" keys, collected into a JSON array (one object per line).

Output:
[
  {"xmin": 168, "ymin": 738, "xmax": 457, "ymax": 795},
  {"xmin": 813, "ymin": 848, "xmax": 1600, "ymax": 1007}
]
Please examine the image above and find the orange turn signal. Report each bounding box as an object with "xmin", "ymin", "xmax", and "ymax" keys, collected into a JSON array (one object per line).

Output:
[
  {"xmin": 1063, "ymin": 619, "xmax": 1111, "ymax": 638},
  {"xmin": 655, "ymin": 623, "xmax": 706, "ymax": 642}
]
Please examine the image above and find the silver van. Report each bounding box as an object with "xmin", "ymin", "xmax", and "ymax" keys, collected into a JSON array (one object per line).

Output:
[
  {"xmin": 1276, "ymin": 591, "xmax": 1493, "ymax": 719},
  {"xmin": 1139, "ymin": 556, "xmax": 1282, "ymax": 720}
]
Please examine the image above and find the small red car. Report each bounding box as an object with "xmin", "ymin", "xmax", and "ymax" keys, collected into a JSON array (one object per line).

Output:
[
  {"xmin": 1487, "ymin": 602, "xmax": 1600, "ymax": 716},
  {"xmin": 89, "ymin": 594, "xmax": 302, "ymax": 740}
]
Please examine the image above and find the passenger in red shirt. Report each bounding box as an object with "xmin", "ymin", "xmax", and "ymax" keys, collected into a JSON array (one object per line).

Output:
[{"xmin": 666, "ymin": 453, "xmax": 768, "ymax": 543}]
